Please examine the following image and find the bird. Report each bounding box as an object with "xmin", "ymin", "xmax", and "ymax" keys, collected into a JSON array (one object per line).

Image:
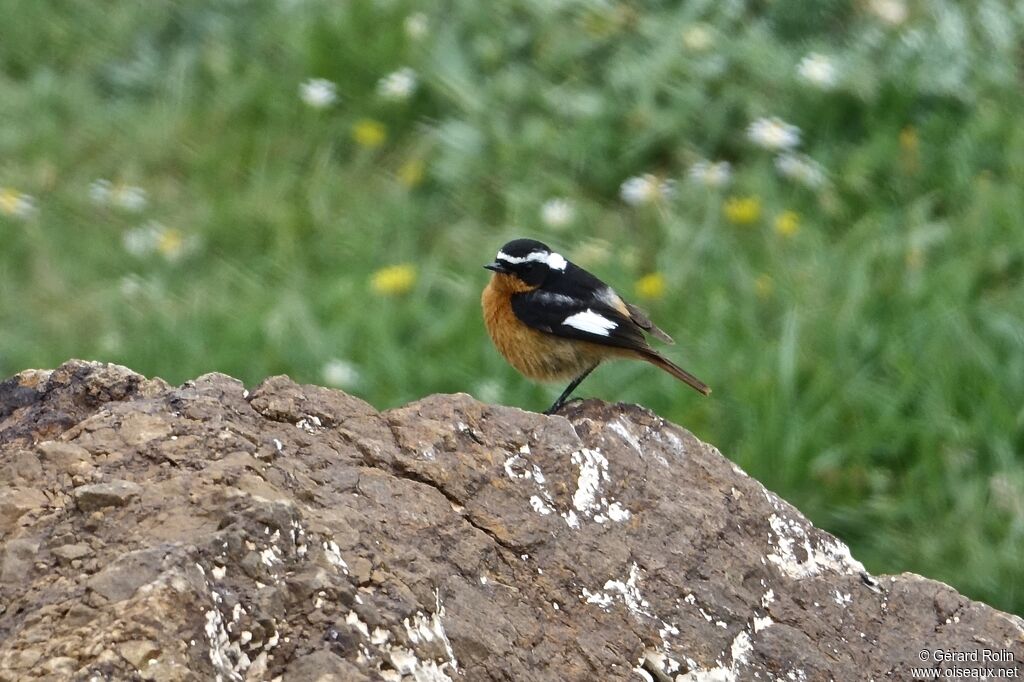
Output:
[{"xmin": 481, "ymin": 238, "xmax": 710, "ymax": 414}]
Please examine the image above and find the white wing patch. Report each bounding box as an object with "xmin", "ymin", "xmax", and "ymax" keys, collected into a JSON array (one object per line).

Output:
[
  {"xmin": 543, "ymin": 252, "xmax": 568, "ymax": 271},
  {"xmin": 563, "ymin": 309, "xmax": 618, "ymax": 336},
  {"xmin": 496, "ymin": 249, "xmax": 568, "ymax": 272},
  {"xmin": 537, "ymin": 291, "xmax": 577, "ymax": 306}
]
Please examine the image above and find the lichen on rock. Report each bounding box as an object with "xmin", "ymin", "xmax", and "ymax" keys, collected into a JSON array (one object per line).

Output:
[{"xmin": 0, "ymin": 360, "xmax": 1021, "ymax": 681}]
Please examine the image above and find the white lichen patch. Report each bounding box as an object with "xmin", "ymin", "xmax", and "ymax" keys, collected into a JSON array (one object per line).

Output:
[
  {"xmin": 642, "ymin": 648, "xmax": 681, "ymax": 677},
  {"xmin": 766, "ymin": 514, "xmax": 865, "ymax": 579},
  {"xmin": 202, "ymin": 591, "xmax": 265, "ymax": 681},
  {"xmin": 753, "ymin": 615, "xmax": 773, "ymax": 632},
  {"xmin": 346, "ymin": 611, "xmax": 371, "ymax": 638},
  {"xmin": 344, "ymin": 589, "xmax": 458, "ymax": 682},
  {"xmin": 570, "ymin": 448, "xmax": 609, "ymax": 512},
  {"xmin": 529, "ymin": 495, "xmax": 553, "ymax": 515},
  {"xmin": 606, "ymin": 501, "xmax": 631, "ymax": 521},
  {"xmin": 567, "ymin": 448, "xmax": 633, "ymax": 525},
  {"xmin": 507, "ymin": 444, "xmax": 621, "ymax": 528},
  {"xmin": 633, "ymin": 666, "xmax": 654, "ymax": 682},
  {"xmin": 606, "ymin": 418, "xmax": 643, "ymax": 454},
  {"xmin": 676, "ymin": 628, "xmax": 754, "ymax": 682},
  {"xmin": 323, "ymin": 540, "xmax": 350, "ymax": 574},
  {"xmin": 296, "ymin": 415, "xmax": 323, "ymax": 433},
  {"xmin": 503, "ymin": 453, "xmax": 531, "ymax": 479},
  {"xmin": 580, "ymin": 563, "xmax": 650, "ymax": 617},
  {"xmin": 259, "ymin": 547, "xmax": 280, "ymax": 567}
]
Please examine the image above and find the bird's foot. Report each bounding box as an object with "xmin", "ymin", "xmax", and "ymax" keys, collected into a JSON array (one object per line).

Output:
[{"xmin": 543, "ymin": 397, "xmax": 586, "ymax": 416}]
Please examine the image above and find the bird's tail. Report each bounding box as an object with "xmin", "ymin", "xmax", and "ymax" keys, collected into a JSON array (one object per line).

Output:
[{"xmin": 639, "ymin": 350, "xmax": 711, "ymax": 396}]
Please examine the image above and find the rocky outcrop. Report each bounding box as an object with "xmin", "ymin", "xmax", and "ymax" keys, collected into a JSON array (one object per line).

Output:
[{"xmin": 1, "ymin": 360, "xmax": 1021, "ymax": 681}]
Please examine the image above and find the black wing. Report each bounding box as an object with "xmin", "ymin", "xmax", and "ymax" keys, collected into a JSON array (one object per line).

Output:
[{"xmin": 510, "ymin": 290, "xmax": 651, "ymax": 352}]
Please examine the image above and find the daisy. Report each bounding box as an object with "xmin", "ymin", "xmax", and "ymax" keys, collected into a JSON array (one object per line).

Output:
[
  {"xmin": 322, "ymin": 358, "xmax": 361, "ymax": 389},
  {"xmin": 540, "ymin": 198, "xmax": 575, "ymax": 229},
  {"xmin": 774, "ymin": 153, "xmax": 827, "ymax": 188},
  {"xmin": 0, "ymin": 188, "xmax": 37, "ymax": 219},
  {"xmin": 796, "ymin": 53, "xmax": 838, "ymax": 89},
  {"xmin": 868, "ymin": 0, "xmax": 908, "ymax": 26},
  {"xmin": 619, "ymin": 174, "xmax": 675, "ymax": 206},
  {"xmin": 747, "ymin": 117, "xmax": 801, "ymax": 151},
  {"xmin": 299, "ymin": 78, "xmax": 338, "ymax": 108},
  {"xmin": 404, "ymin": 13, "xmax": 429, "ymax": 40},
  {"xmin": 113, "ymin": 184, "xmax": 147, "ymax": 212},
  {"xmin": 688, "ymin": 160, "xmax": 732, "ymax": 188},
  {"xmin": 681, "ymin": 23, "xmax": 714, "ymax": 52},
  {"xmin": 377, "ymin": 68, "xmax": 418, "ymax": 101},
  {"xmin": 122, "ymin": 221, "xmax": 161, "ymax": 256}
]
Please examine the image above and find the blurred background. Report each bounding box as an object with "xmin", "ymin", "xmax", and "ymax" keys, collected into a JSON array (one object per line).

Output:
[{"xmin": 1, "ymin": 0, "xmax": 1022, "ymax": 614}]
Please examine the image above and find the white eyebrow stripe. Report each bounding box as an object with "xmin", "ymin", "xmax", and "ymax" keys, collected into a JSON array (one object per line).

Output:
[
  {"xmin": 495, "ymin": 250, "xmax": 568, "ymax": 271},
  {"xmin": 496, "ymin": 250, "xmax": 528, "ymax": 264},
  {"xmin": 562, "ymin": 309, "xmax": 617, "ymax": 336}
]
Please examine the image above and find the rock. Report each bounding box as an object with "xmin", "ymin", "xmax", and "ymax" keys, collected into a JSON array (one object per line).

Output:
[
  {"xmin": 86, "ymin": 547, "xmax": 167, "ymax": 602},
  {"xmin": 0, "ymin": 359, "xmax": 1020, "ymax": 681},
  {"xmin": 51, "ymin": 543, "xmax": 93, "ymax": 565},
  {"xmin": 74, "ymin": 480, "xmax": 143, "ymax": 511},
  {"xmin": 118, "ymin": 639, "xmax": 161, "ymax": 668},
  {"xmin": 1, "ymin": 537, "xmax": 40, "ymax": 583},
  {"xmin": 0, "ymin": 487, "xmax": 47, "ymax": 534}
]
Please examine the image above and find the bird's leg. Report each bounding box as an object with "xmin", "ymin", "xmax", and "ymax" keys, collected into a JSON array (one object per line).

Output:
[{"xmin": 544, "ymin": 364, "xmax": 598, "ymax": 415}]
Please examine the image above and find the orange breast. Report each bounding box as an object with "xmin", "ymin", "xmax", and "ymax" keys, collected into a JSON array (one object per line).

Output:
[{"xmin": 481, "ymin": 276, "xmax": 602, "ymax": 381}]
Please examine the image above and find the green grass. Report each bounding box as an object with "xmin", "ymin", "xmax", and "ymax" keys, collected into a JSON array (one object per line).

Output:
[{"xmin": 2, "ymin": 0, "xmax": 1023, "ymax": 614}]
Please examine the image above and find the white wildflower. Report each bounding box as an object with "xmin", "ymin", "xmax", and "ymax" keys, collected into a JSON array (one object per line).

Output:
[
  {"xmin": 89, "ymin": 179, "xmax": 112, "ymax": 204},
  {"xmin": 688, "ymin": 160, "xmax": 732, "ymax": 188},
  {"xmin": 377, "ymin": 67, "xmax": 418, "ymax": 101},
  {"xmin": 775, "ymin": 153, "xmax": 827, "ymax": 188},
  {"xmin": 123, "ymin": 221, "xmax": 197, "ymax": 261},
  {"xmin": 540, "ymin": 198, "xmax": 575, "ymax": 229},
  {"xmin": 404, "ymin": 12, "xmax": 429, "ymax": 40},
  {"xmin": 747, "ymin": 117, "xmax": 801, "ymax": 151},
  {"xmin": 869, "ymin": 0, "xmax": 908, "ymax": 26},
  {"xmin": 681, "ymin": 23, "xmax": 714, "ymax": 51},
  {"xmin": 322, "ymin": 358, "xmax": 361, "ymax": 389},
  {"xmin": 300, "ymin": 78, "xmax": 338, "ymax": 108},
  {"xmin": 0, "ymin": 188, "xmax": 37, "ymax": 219},
  {"xmin": 473, "ymin": 380, "xmax": 503, "ymax": 405},
  {"xmin": 797, "ymin": 53, "xmax": 838, "ymax": 89},
  {"xmin": 114, "ymin": 185, "xmax": 147, "ymax": 211},
  {"xmin": 123, "ymin": 221, "xmax": 162, "ymax": 256},
  {"xmin": 620, "ymin": 174, "xmax": 676, "ymax": 206},
  {"xmin": 90, "ymin": 180, "xmax": 148, "ymax": 211}
]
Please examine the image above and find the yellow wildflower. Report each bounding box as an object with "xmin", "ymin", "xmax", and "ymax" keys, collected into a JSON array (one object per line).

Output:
[
  {"xmin": 899, "ymin": 126, "xmax": 918, "ymax": 152},
  {"xmin": 774, "ymin": 211, "xmax": 800, "ymax": 237},
  {"xmin": 352, "ymin": 119, "xmax": 387, "ymax": 148},
  {"xmin": 0, "ymin": 187, "xmax": 36, "ymax": 218},
  {"xmin": 754, "ymin": 274, "xmax": 774, "ymax": 299},
  {"xmin": 398, "ymin": 159, "xmax": 425, "ymax": 187},
  {"xmin": 723, "ymin": 196, "xmax": 761, "ymax": 225},
  {"xmin": 371, "ymin": 264, "xmax": 416, "ymax": 295},
  {"xmin": 157, "ymin": 227, "xmax": 185, "ymax": 258},
  {"xmin": 634, "ymin": 273, "xmax": 666, "ymax": 300},
  {"xmin": 900, "ymin": 126, "xmax": 918, "ymax": 174}
]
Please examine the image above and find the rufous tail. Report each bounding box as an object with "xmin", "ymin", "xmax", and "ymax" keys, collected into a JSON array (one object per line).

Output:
[{"xmin": 640, "ymin": 350, "xmax": 711, "ymax": 396}]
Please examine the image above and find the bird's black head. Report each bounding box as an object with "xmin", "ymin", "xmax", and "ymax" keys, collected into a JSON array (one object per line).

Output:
[{"xmin": 484, "ymin": 239, "xmax": 568, "ymax": 287}]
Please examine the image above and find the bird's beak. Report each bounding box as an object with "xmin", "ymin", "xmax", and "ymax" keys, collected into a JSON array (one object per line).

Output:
[{"xmin": 484, "ymin": 261, "xmax": 509, "ymax": 273}]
